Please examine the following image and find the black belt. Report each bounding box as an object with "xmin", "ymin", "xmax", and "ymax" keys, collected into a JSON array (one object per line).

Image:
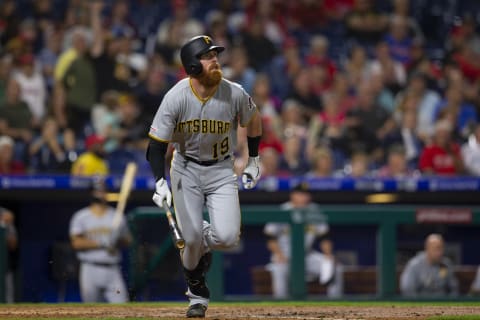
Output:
[
  {"xmin": 184, "ymin": 155, "xmax": 230, "ymax": 166},
  {"xmin": 83, "ymin": 261, "xmax": 118, "ymax": 268}
]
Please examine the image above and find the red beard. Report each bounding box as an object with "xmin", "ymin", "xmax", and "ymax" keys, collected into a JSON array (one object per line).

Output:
[{"xmin": 198, "ymin": 65, "xmax": 222, "ymax": 87}]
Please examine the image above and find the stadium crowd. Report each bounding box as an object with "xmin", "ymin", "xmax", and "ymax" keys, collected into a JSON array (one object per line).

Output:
[{"xmin": 1, "ymin": 0, "xmax": 480, "ymax": 179}]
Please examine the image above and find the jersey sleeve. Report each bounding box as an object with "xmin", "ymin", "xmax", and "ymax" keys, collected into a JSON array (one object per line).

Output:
[
  {"xmin": 149, "ymin": 97, "xmax": 177, "ymax": 142},
  {"xmin": 69, "ymin": 212, "xmax": 83, "ymax": 237},
  {"xmin": 237, "ymin": 87, "xmax": 258, "ymax": 127}
]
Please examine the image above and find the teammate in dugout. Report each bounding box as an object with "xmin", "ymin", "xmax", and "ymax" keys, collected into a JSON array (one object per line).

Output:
[
  {"xmin": 264, "ymin": 183, "xmax": 343, "ymax": 299},
  {"xmin": 146, "ymin": 35, "xmax": 262, "ymax": 318},
  {"xmin": 69, "ymin": 177, "xmax": 132, "ymax": 303}
]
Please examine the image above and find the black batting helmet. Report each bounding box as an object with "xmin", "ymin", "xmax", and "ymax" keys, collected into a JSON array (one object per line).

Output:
[{"xmin": 180, "ymin": 35, "xmax": 224, "ymax": 75}]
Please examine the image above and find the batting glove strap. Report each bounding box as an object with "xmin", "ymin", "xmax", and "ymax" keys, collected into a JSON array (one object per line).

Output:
[
  {"xmin": 242, "ymin": 156, "xmax": 261, "ymax": 189},
  {"xmin": 153, "ymin": 178, "xmax": 172, "ymax": 207}
]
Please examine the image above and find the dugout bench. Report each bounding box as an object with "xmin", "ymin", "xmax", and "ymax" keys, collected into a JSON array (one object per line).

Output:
[
  {"xmin": 250, "ymin": 265, "xmax": 478, "ymax": 296},
  {"xmin": 128, "ymin": 205, "xmax": 480, "ymax": 301}
]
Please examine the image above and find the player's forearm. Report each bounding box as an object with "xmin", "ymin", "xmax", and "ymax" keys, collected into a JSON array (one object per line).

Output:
[
  {"xmin": 246, "ymin": 111, "xmax": 262, "ymax": 138},
  {"xmin": 146, "ymin": 138, "xmax": 169, "ymax": 181},
  {"xmin": 246, "ymin": 112, "xmax": 262, "ymax": 157},
  {"xmin": 71, "ymin": 236, "xmax": 102, "ymax": 251}
]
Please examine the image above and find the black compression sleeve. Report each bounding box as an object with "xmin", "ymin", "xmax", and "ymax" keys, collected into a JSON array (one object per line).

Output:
[
  {"xmin": 146, "ymin": 138, "xmax": 168, "ymax": 181},
  {"xmin": 247, "ymin": 135, "xmax": 261, "ymax": 157}
]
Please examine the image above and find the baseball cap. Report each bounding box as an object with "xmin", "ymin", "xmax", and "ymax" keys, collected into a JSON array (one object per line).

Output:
[{"xmin": 292, "ymin": 181, "xmax": 310, "ymax": 193}]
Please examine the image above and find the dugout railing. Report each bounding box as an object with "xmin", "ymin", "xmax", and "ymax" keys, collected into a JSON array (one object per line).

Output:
[{"xmin": 128, "ymin": 205, "xmax": 480, "ymax": 301}]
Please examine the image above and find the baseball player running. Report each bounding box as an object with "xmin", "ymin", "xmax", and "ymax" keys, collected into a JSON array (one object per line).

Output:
[
  {"xmin": 147, "ymin": 35, "xmax": 262, "ymax": 317},
  {"xmin": 69, "ymin": 178, "xmax": 132, "ymax": 303}
]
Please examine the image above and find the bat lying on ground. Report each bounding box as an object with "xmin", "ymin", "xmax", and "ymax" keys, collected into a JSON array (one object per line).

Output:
[{"xmin": 162, "ymin": 200, "xmax": 185, "ymax": 250}]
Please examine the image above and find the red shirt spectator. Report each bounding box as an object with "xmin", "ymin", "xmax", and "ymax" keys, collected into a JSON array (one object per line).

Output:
[
  {"xmin": 0, "ymin": 135, "xmax": 25, "ymax": 175},
  {"xmin": 418, "ymin": 120, "xmax": 464, "ymax": 175},
  {"xmin": 419, "ymin": 144, "xmax": 461, "ymax": 175}
]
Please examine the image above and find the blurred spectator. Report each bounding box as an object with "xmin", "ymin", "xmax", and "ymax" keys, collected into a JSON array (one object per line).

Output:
[
  {"xmin": 0, "ymin": 54, "xmax": 14, "ymax": 107},
  {"xmin": 323, "ymin": 0, "xmax": 355, "ymax": 22},
  {"xmin": 29, "ymin": 117, "xmax": 77, "ymax": 173},
  {"xmin": 259, "ymin": 146, "xmax": 282, "ymax": 178},
  {"xmin": 134, "ymin": 55, "xmax": 174, "ymax": 129},
  {"xmin": 306, "ymin": 147, "xmax": 334, "ymax": 178},
  {"xmin": 238, "ymin": 17, "xmax": 277, "ymax": 72},
  {"xmin": 400, "ymin": 233, "xmax": 459, "ymax": 297},
  {"xmin": 91, "ymin": 90, "xmax": 122, "ymax": 153},
  {"xmin": 286, "ymin": 68, "xmax": 323, "ymax": 122},
  {"xmin": 204, "ymin": 10, "xmax": 233, "ymax": 66},
  {"xmin": 264, "ymin": 183, "xmax": 342, "ymax": 299},
  {"xmin": 156, "ymin": 0, "xmax": 204, "ymax": 51},
  {"xmin": 223, "ymin": 45, "xmax": 256, "ymax": 94},
  {"xmin": 278, "ymin": 133, "xmax": 309, "ymax": 176},
  {"xmin": 451, "ymin": 38, "xmax": 480, "ymax": 84},
  {"xmin": 37, "ymin": 28, "xmax": 63, "ymax": 93},
  {"xmin": 384, "ymin": 15, "xmax": 414, "ymax": 66},
  {"xmin": 71, "ymin": 134, "xmax": 109, "ymax": 177},
  {"xmin": 0, "ymin": 206, "xmax": 18, "ymax": 303},
  {"xmin": 53, "ymin": 26, "xmax": 96, "ymax": 136},
  {"xmin": 0, "ymin": 0, "xmax": 20, "ymax": 48},
  {"xmin": 252, "ymin": 73, "xmax": 282, "ymax": 137},
  {"xmin": 89, "ymin": 1, "xmax": 132, "ymax": 99},
  {"xmin": 117, "ymin": 93, "xmax": 147, "ymax": 151},
  {"xmin": 376, "ymin": 144, "xmax": 418, "ymax": 178},
  {"xmin": 245, "ymin": 0, "xmax": 286, "ymax": 47},
  {"xmin": 419, "ymin": 120, "xmax": 464, "ymax": 175},
  {"xmin": 343, "ymin": 45, "xmax": 370, "ymax": 91},
  {"xmin": 103, "ymin": 0, "xmax": 137, "ymax": 40},
  {"xmin": 368, "ymin": 41, "xmax": 406, "ymax": 94},
  {"xmin": 389, "ymin": 0, "xmax": 424, "ymax": 44},
  {"xmin": 344, "ymin": 82, "xmax": 395, "ymax": 161},
  {"xmin": 12, "ymin": 53, "xmax": 47, "ymax": 129},
  {"xmin": 306, "ymin": 93, "xmax": 348, "ymax": 163},
  {"xmin": 406, "ymin": 39, "xmax": 442, "ymax": 82},
  {"xmin": 0, "ymin": 135, "xmax": 25, "ymax": 175},
  {"xmin": 344, "ymin": 0, "xmax": 388, "ymax": 46},
  {"xmin": 369, "ymin": 70, "xmax": 395, "ymax": 113},
  {"xmin": 286, "ymin": 0, "xmax": 330, "ymax": 34},
  {"xmin": 433, "ymin": 85, "xmax": 478, "ymax": 139},
  {"xmin": 304, "ymin": 35, "xmax": 337, "ymax": 87},
  {"xmin": 387, "ymin": 107, "xmax": 423, "ymax": 167},
  {"xmin": 395, "ymin": 72, "xmax": 441, "ymax": 142},
  {"xmin": 155, "ymin": 20, "xmax": 184, "ymax": 68},
  {"xmin": 461, "ymin": 123, "xmax": 480, "ymax": 176},
  {"xmin": 0, "ymin": 79, "xmax": 34, "ymax": 159},
  {"xmin": 267, "ymin": 36, "xmax": 303, "ymax": 100},
  {"xmin": 330, "ymin": 72, "xmax": 357, "ymax": 113},
  {"xmin": 446, "ymin": 14, "xmax": 480, "ymax": 57},
  {"xmin": 342, "ymin": 150, "xmax": 372, "ymax": 177}
]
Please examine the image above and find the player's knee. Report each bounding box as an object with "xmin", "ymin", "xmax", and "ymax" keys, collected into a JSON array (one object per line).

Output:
[{"xmin": 211, "ymin": 231, "xmax": 239, "ymax": 248}]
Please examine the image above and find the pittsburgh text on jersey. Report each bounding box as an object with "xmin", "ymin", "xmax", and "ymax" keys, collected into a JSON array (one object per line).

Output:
[{"xmin": 174, "ymin": 119, "xmax": 231, "ymax": 134}]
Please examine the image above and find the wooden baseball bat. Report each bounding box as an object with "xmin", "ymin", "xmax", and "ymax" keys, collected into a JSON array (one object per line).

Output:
[
  {"xmin": 112, "ymin": 162, "xmax": 137, "ymax": 229},
  {"xmin": 162, "ymin": 200, "xmax": 185, "ymax": 250}
]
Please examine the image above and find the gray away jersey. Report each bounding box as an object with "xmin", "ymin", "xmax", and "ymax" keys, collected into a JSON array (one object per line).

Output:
[
  {"xmin": 149, "ymin": 77, "xmax": 257, "ymax": 161},
  {"xmin": 69, "ymin": 206, "xmax": 129, "ymax": 264}
]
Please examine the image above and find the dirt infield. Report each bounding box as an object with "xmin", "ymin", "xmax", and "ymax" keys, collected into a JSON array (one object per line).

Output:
[{"xmin": 1, "ymin": 304, "xmax": 480, "ymax": 320}]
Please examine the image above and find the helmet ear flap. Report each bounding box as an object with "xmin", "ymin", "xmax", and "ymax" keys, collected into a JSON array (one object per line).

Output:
[{"xmin": 189, "ymin": 62, "xmax": 202, "ymax": 75}]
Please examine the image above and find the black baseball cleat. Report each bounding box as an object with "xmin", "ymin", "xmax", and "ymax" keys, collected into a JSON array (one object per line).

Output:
[{"xmin": 186, "ymin": 303, "xmax": 207, "ymax": 318}]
